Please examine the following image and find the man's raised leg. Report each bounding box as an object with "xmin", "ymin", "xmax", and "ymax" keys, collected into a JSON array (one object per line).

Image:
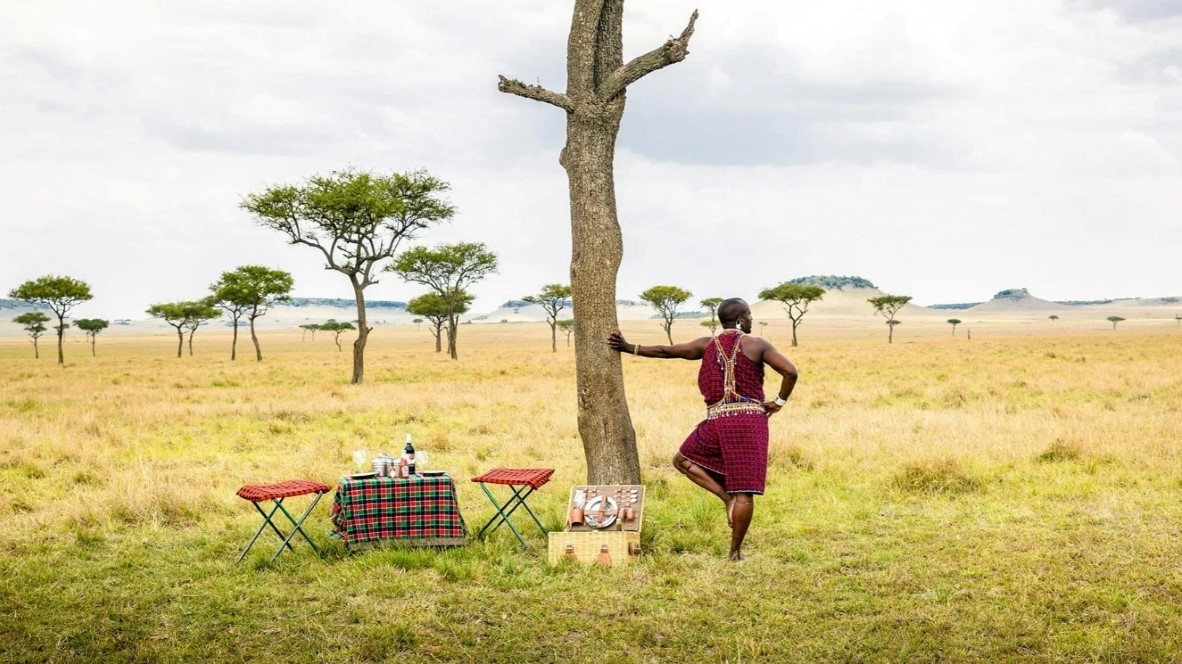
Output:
[{"xmin": 673, "ymin": 452, "xmax": 735, "ymax": 524}]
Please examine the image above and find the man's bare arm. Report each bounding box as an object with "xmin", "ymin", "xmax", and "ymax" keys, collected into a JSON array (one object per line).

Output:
[{"xmin": 608, "ymin": 331, "xmax": 708, "ymax": 360}]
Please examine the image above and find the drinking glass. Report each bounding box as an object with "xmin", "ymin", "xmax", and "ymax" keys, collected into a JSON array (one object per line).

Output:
[
  {"xmin": 352, "ymin": 449, "xmax": 368, "ymax": 471},
  {"xmin": 415, "ymin": 451, "xmax": 428, "ymax": 472}
]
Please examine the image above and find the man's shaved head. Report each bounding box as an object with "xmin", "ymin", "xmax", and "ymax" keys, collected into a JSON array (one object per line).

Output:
[{"xmin": 718, "ymin": 298, "xmax": 749, "ymax": 325}]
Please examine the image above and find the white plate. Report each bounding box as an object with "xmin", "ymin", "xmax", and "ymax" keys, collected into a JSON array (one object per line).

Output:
[{"xmin": 583, "ymin": 496, "xmax": 618, "ymax": 529}]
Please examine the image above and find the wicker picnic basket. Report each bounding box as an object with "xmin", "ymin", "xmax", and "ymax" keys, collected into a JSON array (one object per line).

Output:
[{"xmin": 546, "ymin": 484, "xmax": 644, "ymax": 567}]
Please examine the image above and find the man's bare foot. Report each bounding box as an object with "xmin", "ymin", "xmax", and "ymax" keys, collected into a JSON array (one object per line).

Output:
[{"xmin": 728, "ymin": 551, "xmax": 745, "ymax": 562}]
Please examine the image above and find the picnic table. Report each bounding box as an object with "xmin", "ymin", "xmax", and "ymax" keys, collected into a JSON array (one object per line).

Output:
[{"xmin": 330, "ymin": 473, "xmax": 467, "ymax": 550}]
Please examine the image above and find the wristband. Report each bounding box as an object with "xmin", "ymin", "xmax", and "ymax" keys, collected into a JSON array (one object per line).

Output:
[{"xmin": 773, "ymin": 396, "xmax": 787, "ymax": 407}]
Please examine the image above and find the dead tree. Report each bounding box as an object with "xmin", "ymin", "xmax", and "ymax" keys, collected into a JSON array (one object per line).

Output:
[{"xmin": 499, "ymin": 2, "xmax": 699, "ymax": 484}]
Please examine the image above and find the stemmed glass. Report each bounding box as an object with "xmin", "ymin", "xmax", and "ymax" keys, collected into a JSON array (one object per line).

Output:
[
  {"xmin": 415, "ymin": 451, "xmax": 428, "ymax": 472},
  {"xmin": 352, "ymin": 450, "xmax": 369, "ymax": 472}
]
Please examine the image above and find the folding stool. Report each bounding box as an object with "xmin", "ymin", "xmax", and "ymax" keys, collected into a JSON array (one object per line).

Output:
[
  {"xmin": 471, "ymin": 468, "xmax": 554, "ymax": 549},
  {"xmin": 235, "ymin": 479, "xmax": 332, "ymax": 563}
]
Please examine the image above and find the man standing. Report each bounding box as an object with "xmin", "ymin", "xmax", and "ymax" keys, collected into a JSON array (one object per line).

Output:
[{"xmin": 608, "ymin": 298, "xmax": 798, "ymax": 561}]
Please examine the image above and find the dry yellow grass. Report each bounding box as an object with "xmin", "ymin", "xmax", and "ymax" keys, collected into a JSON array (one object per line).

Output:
[{"xmin": 2, "ymin": 320, "xmax": 1181, "ymax": 661}]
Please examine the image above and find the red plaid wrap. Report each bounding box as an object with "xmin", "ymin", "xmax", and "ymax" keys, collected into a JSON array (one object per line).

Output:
[
  {"xmin": 679, "ymin": 332, "xmax": 770, "ymax": 494},
  {"xmin": 470, "ymin": 467, "xmax": 553, "ymax": 490},
  {"xmin": 331, "ymin": 475, "xmax": 467, "ymax": 548},
  {"xmin": 236, "ymin": 479, "xmax": 331, "ymax": 502}
]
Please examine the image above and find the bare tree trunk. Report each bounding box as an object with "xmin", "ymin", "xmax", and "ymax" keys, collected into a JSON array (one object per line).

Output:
[
  {"xmin": 231, "ymin": 319, "xmax": 239, "ymax": 360},
  {"xmin": 188, "ymin": 330, "xmax": 195, "ymax": 356},
  {"xmin": 550, "ymin": 321, "xmax": 557, "ymax": 353},
  {"xmin": 447, "ymin": 315, "xmax": 459, "ymax": 360},
  {"xmin": 249, "ymin": 315, "xmax": 262, "ymax": 361},
  {"xmin": 33, "ymin": 338, "xmax": 39, "ymax": 359},
  {"xmin": 565, "ymin": 118, "xmax": 641, "ymax": 484},
  {"xmin": 55, "ymin": 315, "xmax": 65, "ymax": 365},
  {"xmin": 90, "ymin": 336, "xmax": 96, "ymax": 357},
  {"xmin": 499, "ymin": 0, "xmax": 698, "ymax": 485},
  {"xmin": 175, "ymin": 328, "xmax": 183, "ymax": 358},
  {"xmin": 790, "ymin": 319, "xmax": 800, "ymax": 347},
  {"xmin": 433, "ymin": 325, "xmax": 442, "ymax": 352},
  {"xmin": 351, "ymin": 281, "xmax": 369, "ymax": 384}
]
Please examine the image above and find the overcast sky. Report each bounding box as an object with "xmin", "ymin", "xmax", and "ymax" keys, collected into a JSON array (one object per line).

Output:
[{"xmin": 2, "ymin": 0, "xmax": 1180, "ymax": 318}]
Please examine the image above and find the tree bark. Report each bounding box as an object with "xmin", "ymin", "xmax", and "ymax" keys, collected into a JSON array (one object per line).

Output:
[
  {"xmin": 500, "ymin": 0, "xmax": 698, "ymax": 485},
  {"xmin": 550, "ymin": 321, "xmax": 558, "ymax": 353},
  {"xmin": 175, "ymin": 327, "xmax": 183, "ymax": 358},
  {"xmin": 249, "ymin": 315, "xmax": 262, "ymax": 361},
  {"xmin": 90, "ymin": 336, "xmax": 96, "ymax": 357},
  {"xmin": 231, "ymin": 319, "xmax": 239, "ymax": 360},
  {"xmin": 563, "ymin": 103, "xmax": 641, "ymax": 485},
  {"xmin": 55, "ymin": 314, "xmax": 65, "ymax": 365},
  {"xmin": 447, "ymin": 315, "xmax": 459, "ymax": 360},
  {"xmin": 351, "ymin": 281, "xmax": 369, "ymax": 384},
  {"xmin": 188, "ymin": 330, "xmax": 195, "ymax": 356}
]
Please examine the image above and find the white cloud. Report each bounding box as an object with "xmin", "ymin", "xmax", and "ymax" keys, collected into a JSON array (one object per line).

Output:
[{"xmin": 1, "ymin": 0, "xmax": 1179, "ymax": 319}]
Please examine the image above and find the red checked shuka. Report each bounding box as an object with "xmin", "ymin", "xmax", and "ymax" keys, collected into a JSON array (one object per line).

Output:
[{"xmin": 677, "ymin": 329, "xmax": 770, "ymax": 494}]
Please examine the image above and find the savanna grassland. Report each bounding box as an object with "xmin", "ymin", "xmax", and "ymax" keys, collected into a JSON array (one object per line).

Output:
[{"xmin": 2, "ymin": 322, "xmax": 1181, "ymax": 663}]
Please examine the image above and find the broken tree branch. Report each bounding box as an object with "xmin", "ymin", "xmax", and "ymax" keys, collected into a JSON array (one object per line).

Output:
[
  {"xmin": 497, "ymin": 75, "xmax": 574, "ymax": 111},
  {"xmin": 598, "ymin": 9, "xmax": 698, "ymax": 102}
]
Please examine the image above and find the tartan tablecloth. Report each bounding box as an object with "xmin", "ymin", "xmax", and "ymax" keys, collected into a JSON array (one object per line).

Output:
[{"xmin": 331, "ymin": 474, "xmax": 467, "ymax": 549}]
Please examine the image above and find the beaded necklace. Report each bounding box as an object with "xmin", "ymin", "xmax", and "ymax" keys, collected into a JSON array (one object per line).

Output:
[{"xmin": 715, "ymin": 328, "xmax": 745, "ymax": 401}]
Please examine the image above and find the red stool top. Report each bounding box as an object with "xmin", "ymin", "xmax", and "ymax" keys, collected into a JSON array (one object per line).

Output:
[
  {"xmin": 471, "ymin": 468, "xmax": 554, "ymax": 490},
  {"xmin": 236, "ymin": 479, "xmax": 332, "ymax": 502}
]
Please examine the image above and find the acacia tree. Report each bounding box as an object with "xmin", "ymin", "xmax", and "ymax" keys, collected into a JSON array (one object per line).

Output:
[
  {"xmin": 947, "ymin": 318, "xmax": 962, "ymax": 336},
  {"xmin": 319, "ymin": 319, "xmax": 356, "ymax": 351},
  {"xmin": 699, "ymin": 297, "xmax": 722, "ymax": 334},
  {"xmin": 210, "ymin": 265, "xmax": 293, "ymax": 362},
  {"xmin": 868, "ymin": 294, "xmax": 912, "ymax": 343},
  {"xmin": 74, "ymin": 319, "xmax": 109, "ymax": 357},
  {"xmin": 406, "ymin": 291, "xmax": 472, "ymax": 353},
  {"xmin": 1175, "ymin": 314, "xmax": 1181, "ymax": 327},
  {"xmin": 524, "ymin": 283, "xmax": 573, "ymax": 352},
  {"xmin": 758, "ymin": 283, "xmax": 825, "ymax": 347},
  {"xmin": 1107, "ymin": 315, "xmax": 1125, "ymax": 330},
  {"xmin": 9, "ymin": 275, "xmax": 93, "ymax": 365},
  {"xmin": 241, "ymin": 168, "xmax": 455, "ymax": 383},
  {"xmin": 185, "ymin": 300, "xmax": 222, "ymax": 356},
  {"xmin": 557, "ymin": 318, "xmax": 575, "ymax": 347},
  {"xmin": 13, "ymin": 311, "xmax": 49, "ymax": 359},
  {"xmin": 640, "ymin": 285, "xmax": 692, "ymax": 344},
  {"xmin": 299, "ymin": 323, "xmax": 321, "ymax": 341},
  {"xmin": 147, "ymin": 300, "xmax": 219, "ymax": 358},
  {"xmin": 390, "ymin": 243, "xmax": 498, "ymax": 360},
  {"xmin": 498, "ymin": 2, "xmax": 699, "ymax": 484},
  {"xmin": 1049, "ymin": 315, "xmax": 1059, "ymax": 325}
]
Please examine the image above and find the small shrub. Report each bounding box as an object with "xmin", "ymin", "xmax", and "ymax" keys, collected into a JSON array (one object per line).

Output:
[
  {"xmin": 1037, "ymin": 441, "xmax": 1081, "ymax": 463},
  {"xmin": 892, "ymin": 459, "xmax": 981, "ymax": 495}
]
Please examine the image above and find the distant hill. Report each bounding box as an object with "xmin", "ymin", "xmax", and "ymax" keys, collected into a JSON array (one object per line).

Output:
[
  {"xmin": 967, "ymin": 287, "xmax": 1068, "ymax": 312},
  {"xmin": 928, "ymin": 302, "xmax": 983, "ymax": 310},
  {"xmin": 789, "ymin": 275, "xmax": 877, "ymax": 290},
  {"xmin": 286, "ymin": 297, "xmax": 406, "ymax": 309},
  {"xmin": 0, "ymin": 298, "xmax": 45, "ymax": 311}
]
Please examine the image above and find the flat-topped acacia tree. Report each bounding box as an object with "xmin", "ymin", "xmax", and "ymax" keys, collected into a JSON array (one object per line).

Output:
[
  {"xmin": 640, "ymin": 285, "xmax": 692, "ymax": 344},
  {"xmin": 9, "ymin": 275, "xmax": 92, "ymax": 365},
  {"xmin": 498, "ymin": 1, "xmax": 699, "ymax": 484},
  {"xmin": 241, "ymin": 168, "xmax": 455, "ymax": 383},
  {"xmin": 524, "ymin": 283, "xmax": 573, "ymax": 352},
  {"xmin": 74, "ymin": 318, "xmax": 109, "ymax": 357},
  {"xmin": 868, "ymin": 294, "xmax": 912, "ymax": 344},
  {"xmin": 13, "ymin": 311, "xmax": 49, "ymax": 359},
  {"xmin": 210, "ymin": 265, "xmax": 294, "ymax": 362},
  {"xmin": 390, "ymin": 243, "xmax": 497, "ymax": 360},
  {"xmin": 759, "ymin": 282, "xmax": 825, "ymax": 347}
]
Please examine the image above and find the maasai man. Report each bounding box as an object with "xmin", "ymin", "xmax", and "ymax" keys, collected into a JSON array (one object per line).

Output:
[{"xmin": 608, "ymin": 298, "xmax": 797, "ymax": 561}]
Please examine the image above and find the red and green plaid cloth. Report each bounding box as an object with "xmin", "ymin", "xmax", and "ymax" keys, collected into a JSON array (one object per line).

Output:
[{"xmin": 331, "ymin": 475, "xmax": 467, "ymax": 548}]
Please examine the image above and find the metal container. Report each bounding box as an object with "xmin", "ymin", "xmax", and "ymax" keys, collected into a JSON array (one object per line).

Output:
[{"xmin": 372, "ymin": 454, "xmax": 392, "ymax": 478}]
